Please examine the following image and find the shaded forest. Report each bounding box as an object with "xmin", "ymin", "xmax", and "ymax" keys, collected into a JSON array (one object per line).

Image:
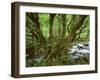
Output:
[{"xmin": 26, "ymin": 12, "xmax": 90, "ymax": 67}]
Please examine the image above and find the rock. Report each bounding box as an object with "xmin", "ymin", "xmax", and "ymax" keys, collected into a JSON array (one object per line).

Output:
[{"xmin": 68, "ymin": 42, "xmax": 89, "ymax": 60}]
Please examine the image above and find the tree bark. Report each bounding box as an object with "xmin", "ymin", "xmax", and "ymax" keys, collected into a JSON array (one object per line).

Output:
[
  {"xmin": 61, "ymin": 14, "xmax": 66, "ymax": 38},
  {"xmin": 49, "ymin": 14, "xmax": 56, "ymax": 39}
]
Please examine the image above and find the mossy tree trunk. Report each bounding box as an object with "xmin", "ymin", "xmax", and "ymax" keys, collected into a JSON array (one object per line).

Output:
[{"xmin": 26, "ymin": 12, "xmax": 88, "ymax": 66}]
